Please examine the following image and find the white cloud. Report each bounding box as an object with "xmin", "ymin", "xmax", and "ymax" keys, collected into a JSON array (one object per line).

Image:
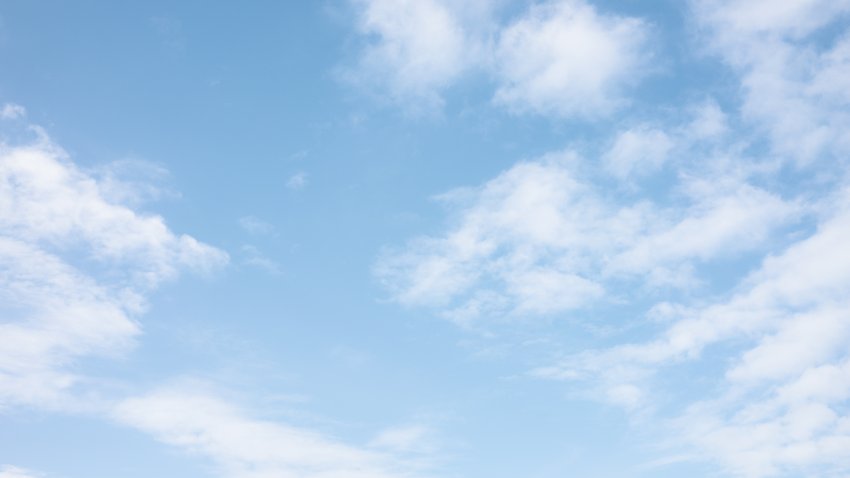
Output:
[
  {"xmin": 603, "ymin": 126, "xmax": 674, "ymax": 179},
  {"xmin": 286, "ymin": 171, "xmax": 308, "ymax": 190},
  {"xmin": 93, "ymin": 158, "xmax": 175, "ymax": 207},
  {"xmin": 493, "ymin": 0, "xmax": 648, "ymax": 118},
  {"xmin": 694, "ymin": 0, "xmax": 850, "ymax": 163},
  {"xmin": 241, "ymin": 245, "xmax": 281, "ymax": 275},
  {"xmin": 377, "ymin": 150, "xmax": 795, "ymax": 324},
  {"xmin": 347, "ymin": 0, "xmax": 477, "ymax": 113},
  {"xmin": 695, "ymin": 0, "xmax": 850, "ymax": 40},
  {"xmin": 0, "ymin": 123, "xmax": 228, "ymax": 409},
  {"xmin": 345, "ymin": 0, "xmax": 648, "ymax": 117},
  {"xmin": 0, "ymin": 466, "xmax": 39, "ymax": 478},
  {"xmin": 369, "ymin": 424, "xmax": 434, "ymax": 454},
  {"xmin": 538, "ymin": 189, "xmax": 850, "ymax": 476},
  {"xmin": 113, "ymin": 385, "xmax": 430, "ymax": 478},
  {"xmin": 0, "ymin": 103, "xmax": 26, "ymax": 120},
  {"xmin": 684, "ymin": 100, "xmax": 729, "ymax": 141},
  {"xmin": 238, "ymin": 215, "xmax": 275, "ymax": 236}
]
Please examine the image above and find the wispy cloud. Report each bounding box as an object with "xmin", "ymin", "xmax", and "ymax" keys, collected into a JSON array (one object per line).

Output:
[
  {"xmin": 694, "ymin": 0, "xmax": 850, "ymax": 163},
  {"xmin": 0, "ymin": 119, "xmax": 228, "ymax": 410},
  {"xmin": 238, "ymin": 215, "xmax": 276, "ymax": 236},
  {"xmin": 532, "ymin": 171, "xmax": 850, "ymax": 475},
  {"xmin": 113, "ymin": 384, "xmax": 433, "ymax": 478},
  {"xmin": 0, "ymin": 104, "xmax": 26, "ymax": 120},
  {"xmin": 241, "ymin": 244, "xmax": 281, "ymax": 275},
  {"xmin": 286, "ymin": 171, "xmax": 308, "ymax": 191},
  {"xmin": 0, "ymin": 466, "xmax": 40, "ymax": 478},
  {"xmin": 376, "ymin": 144, "xmax": 795, "ymax": 325}
]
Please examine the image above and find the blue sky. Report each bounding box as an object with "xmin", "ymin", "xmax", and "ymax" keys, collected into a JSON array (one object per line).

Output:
[{"xmin": 2, "ymin": 1, "xmax": 850, "ymax": 477}]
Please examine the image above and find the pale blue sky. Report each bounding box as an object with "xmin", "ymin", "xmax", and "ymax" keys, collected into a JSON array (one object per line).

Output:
[{"xmin": 2, "ymin": 1, "xmax": 850, "ymax": 477}]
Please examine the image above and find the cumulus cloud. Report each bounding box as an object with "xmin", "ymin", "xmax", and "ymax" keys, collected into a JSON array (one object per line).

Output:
[
  {"xmin": 113, "ymin": 385, "xmax": 430, "ymax": 478},
  {"xmin": 493, "ymin": 0, "xmax": 648, "ymax": 117},
  {"xmin": 603, "ymin": 126, "xmax": 674, "ymax": 179},
  {"xmin": 346, "ymin": 0, "xmax": 480, "ymax": 113},
  {"xmin": 694, "ymin": 0, "xmax": 850, "ymax": 163},
  {"xmin": 537, "ymin": 188, "xmax": 850, "ymax": 476},
  {"xmin": 345, "ymin": 0, "xmax": 648, "ymax": 117},
  {"xmin": 376, "ymin": 149, "xmax": 795, "ymax": 324},
  {"xmin": 0, "ymin": 120, "xmax": 228, "ymax": 409}
]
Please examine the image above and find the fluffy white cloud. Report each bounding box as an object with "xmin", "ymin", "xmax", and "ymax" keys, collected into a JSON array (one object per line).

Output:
[
  {"xmin": 493, "ymin": 0, "xmax": 648, "ymax": 117},
  {"xmin": 0, "ymin": 466, "xmax": 39, "ymax": 478},
  {"xmin": 694, "ymin": 0, "xmax": 850, "ymax": 163},
  {"xmin": 695, "ymin": 0, "xmax": 850, "ymax": 39},
  {"xmin": 114, "ymin": 386, "xmax": 429, "ymax": 478},
  {"xmin": 0, "ymin": 122, "xmax": 228, "ymax": 409},
  {"xmin": 347, "ymin": 0, "xmax": 479, "ymax": 113},
  {"xmin": 345, "ymin": 0, "xmax": 648, "ymax": 117},
  {"xmin": 603, "ymin": 126, "xmax": 673, "ymax": 179},
  {"xmin": 538, "ymin": 188, "xmax": 850, "ymax": 476},
  {"xmin": 376, "ymin": 149, "xmax": 795, "ymax": 324}
]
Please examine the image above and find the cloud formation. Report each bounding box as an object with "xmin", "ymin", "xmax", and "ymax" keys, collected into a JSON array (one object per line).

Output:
[
  {"xmin": 347, "ymin": 0, "xmax": 476, "ymax": 113},
  {"xmin": 0, "ymin": 122, "xmax": 228, "ymax": 409},
  {"xmin": 346, "ymin": 0, "xmax": 648, "ymax": 117},
  {"xmin": 0, "ymin": 466, "xmax": 39, "ymax": 478},
  {"xmin": 493, "ymin": 0, "xmax": 647, "ymax": 117},
  {"xmin": 695, "ymin": 0, "xmax": 850, "ymax": 163},
  {"xmin": 114, "ymin": 385, "xmax": 430, "ymax": 478},
  {"xmin": 376, "ymin": 144, "xmax": 795, "ymax": 324}
]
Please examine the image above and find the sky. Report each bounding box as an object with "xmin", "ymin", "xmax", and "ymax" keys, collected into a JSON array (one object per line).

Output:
[{"xmin": 2, "ymin": 1, "xmax": 850, "ymax": 477}]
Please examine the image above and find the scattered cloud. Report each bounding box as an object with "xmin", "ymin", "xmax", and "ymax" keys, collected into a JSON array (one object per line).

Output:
[
  {"xmin": 370, "ymin": 424, "xmax": 435, "ymax": 455},
  {"xmin": 603, "ymin": 126, "xmax": 673, "ymax": 179},
  {"xmin": 0, "ymin": 466, "xmax": 40, "ymax": 478},
  {"xmin": 344, "ymin": 0, "xmax": 648, "ymax": 118},
  {"xmin": 113, "ymin": 385, "xmax": 432, "ymax": 478},
  {"xmin": 286, "ymin": 171, "xmax": 308, "ymax": 191},
  {"xmin": 0, "ymin": 104, "xmax": 26, "ymax": 120},
  {"xmin": 376, "ymin": 148, "xmax": 795, "ymax": 324},
  {"xmin": 346, "ymin": 0, "xmax": 479, "ymax": 113},
  {"xmin": 694, "ymin": 0, "xmax": 850, "ymax": 163},
  {"xmin": 0, "ymin": 121, "xmax": 228, "ymax": 410},
  {"xmin": 238, "ymin": 215, "xmax": 276, "ymax": 236},
  {"xmin": 241, "ymin": 245, "xmax": 281, "ymax": 275},
  {"xmin": 535, "ymin": 187, "xmax": 850, "ymax": 475},
  {"xmin": 493, "ymin": 0, "xmax": 649, "ymax": 118},
  {"xmin": 93, "ymin": 158, "xmax": 176, "ymax": 206}
]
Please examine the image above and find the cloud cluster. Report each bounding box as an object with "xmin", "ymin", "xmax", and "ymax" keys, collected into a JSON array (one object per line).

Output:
[
  {"xmin": 537, "ymin": 188, "xmax": 850, "ymax": 475},
  {"xmin": 347, "ymin": 0, "xmax": 475, "ymax": 112},
  {"xmin": 695, "ymin": 0, "xmax": 850, "ymax": 163},
  {"xmin": 0, "ymin": 120, "xmax": 228, "ymax": 409},
  {"xmin": 374, "ymin": 3, "xmax": 850, "ymax": 473},
  {"xmin": 376, "ymin": 142, "xmax": 796, "ymax": 324},
  {"xmin": 0, "ymin": 112, "xmax": 434, "ymax": 478},
  {"xmin": 114, "ymin": 385, "xmax": 429, "ymax": 478},
  {"xmin": 493, "ymin": 0, "xmax": 647, "ymax": 117},
  {"xmin": 347, "ymin": 0, "xmax": 648, "ymax": 117}
]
